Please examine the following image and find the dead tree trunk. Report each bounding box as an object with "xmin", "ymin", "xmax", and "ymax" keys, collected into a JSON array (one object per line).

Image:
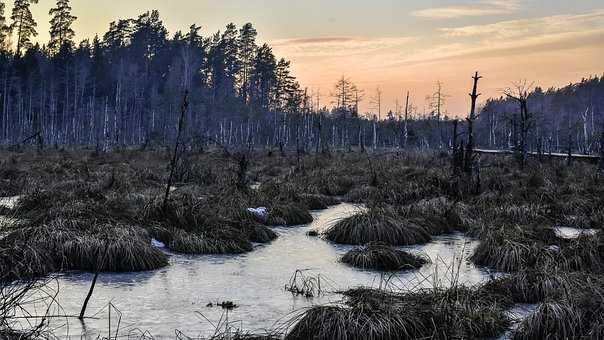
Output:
[
  {"xmin": 404, "ymin": 91, "xmax": 409, "ymax": 149},
  {"xmin": 452, "ymin": 119, "xmax": 462, "ymax": 173},
  {"xmin": 163, "ymin": 91, "xmax": 189, "ymax": 211},
  {"xmin": 464, "ymin": 72, "xmax": 481, "ymax": 175},
  {"xmin": 567, "ymin": 114, "xmax": 573, "ymax": 167},
  {"xmin": 79, "ymin": 241, "xmax": 109, "ymax": 320}
]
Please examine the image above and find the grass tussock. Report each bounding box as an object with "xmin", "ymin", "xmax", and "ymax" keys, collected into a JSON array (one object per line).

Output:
[
  {"xmin": 341, "ymin": 243, "xmax": 429, "ymax": 271},
  {"xmin": 298, "ymin": 194, "xmax": 339, "ymax": 210},
  {"xmin": 324, "ymin": 208, "xmax": 431, "ymax": 246},
  {"xmin": 512, "ymin": 275, "xmax": 604, "ymax": 339},
  {"xmin": 0, "ymin": 219, "xmax": 168, "ymax": 281},
  {"xmin": 165, "ymin": 229, "xmax": 253, "ymax": 254},
  {"xmin": 285, "ymin": 286, "xmax": 510, "ymax": 340},
  {"xmin": 471, "ymin": 225, "xmax": 557, "ymax": 272},
  {"xmin": 513, "ymin": 302, "xmax": 582, "ymax": 340},
  {"xmin": 267, "ymin": 204, "xmax": 313, "ymax": 226},
  {"xmin": 482, "ymin": 270, "xmax": 579, "ymax": 304}
]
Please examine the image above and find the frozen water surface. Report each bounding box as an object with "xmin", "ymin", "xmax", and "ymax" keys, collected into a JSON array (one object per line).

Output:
[{"xmin": 15, "ymin": 203, "xmax": 493, "ymax": 338}]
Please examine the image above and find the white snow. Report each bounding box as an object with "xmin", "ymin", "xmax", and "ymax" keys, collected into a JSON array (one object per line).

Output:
[
  {"xmin": 247, "ymin": 207, "xmax": 268, "ymax": 221},
  {"xmin": 151, "ymin": 239, "xmax": 166, "ymax": 248}
]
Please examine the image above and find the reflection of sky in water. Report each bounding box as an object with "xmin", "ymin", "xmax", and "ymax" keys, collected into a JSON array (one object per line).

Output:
[{"xmin": 17, "ymin": 203, "xmax": 495, "ymax": 339}]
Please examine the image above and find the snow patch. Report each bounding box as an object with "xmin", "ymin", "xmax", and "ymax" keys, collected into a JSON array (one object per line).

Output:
[{"xmin": 151, "ymin": 239, "xmax": 166, "ymax": 248}]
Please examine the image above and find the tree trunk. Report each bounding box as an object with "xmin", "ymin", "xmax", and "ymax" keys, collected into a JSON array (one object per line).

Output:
[
  {"xmin": 464, "ymin": 72, "xmax": 481, "ymax": 175},
  {"xmin": 163, "ymin": 91, "xmax": 189, "ymax": 211}
]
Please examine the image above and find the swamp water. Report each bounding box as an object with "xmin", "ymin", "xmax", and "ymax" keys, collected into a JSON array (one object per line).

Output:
[{"xmin": 11, "ymin": 203, "xmax": 496, "ymax": 338}]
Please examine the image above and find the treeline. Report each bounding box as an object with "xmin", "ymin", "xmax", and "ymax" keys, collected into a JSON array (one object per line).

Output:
[
  {"xmin": 0, "ymin": 0, "xmax": 601, "ymax": 155},
  {"xmin": 0, "ymin": 1, "xmax": 319, "ymax": 148},
  {"xmin": 0, "ymin": 0, "xmax": 453, "ymax": 151},
  {"xmin": 476, "ymin": 76, "xmax": 604, "ymax": 155}
]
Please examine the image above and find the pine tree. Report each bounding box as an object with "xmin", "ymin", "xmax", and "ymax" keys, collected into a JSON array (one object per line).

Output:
[
  {"xmin": 249, "ymin": 43, "xmax": 276, "ymax": 110},
  {"xmin": 48, "ymin": 0, "xmax": 77, "ymax": 54},
  {"xmin": 10, "ymin": 0, "xmax": 38, "ymax": 56},
  {"xmin": 0, "ymin": 1, "xmax": 10, "ymax": 51},
  {"xmin": 238, "ymin": 23, "xmax": 257, "ymax": 103}
]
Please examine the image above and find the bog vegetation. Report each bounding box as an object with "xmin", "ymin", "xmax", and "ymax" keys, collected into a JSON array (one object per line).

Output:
[{"xmin": 0, "ymin": 146, "xmax": 603, "ymax": 338}]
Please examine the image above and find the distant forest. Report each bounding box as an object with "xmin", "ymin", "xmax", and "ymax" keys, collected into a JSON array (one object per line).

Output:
[{"xmin": 0, "ymin": 0, "xmax": 602, "ymax": 155}]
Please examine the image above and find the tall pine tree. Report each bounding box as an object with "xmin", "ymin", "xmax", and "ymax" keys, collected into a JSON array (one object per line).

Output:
[
  {"xmin": 10, "ymin": 0, "xmax": 38, "ymax": 56},
  {"xmin": 238, "ymin": 23, "xmax": 257, "ymax": 103},
  {"xmin": 48, "ymin": 0, "xmax": 77, "ymax": 54},
  {"xmin": 0, "ymin": 1, "xmax": 10, "ymax": 51}
]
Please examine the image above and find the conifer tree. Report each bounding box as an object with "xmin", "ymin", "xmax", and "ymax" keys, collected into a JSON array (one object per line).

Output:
[
  {"xmin": 0, "ymin": 1, "xmax": 10, "ymax": 51},
  {"xmin": 48, "ymin": 0, "xmax": 77, "ymax": 54},
  {"xmin": 10, "ymin": 0, "xmax": 38, "ymax": 56},
  {"xmin": 238, "ymin": 23, "xmax": 257, "ymax": 103}
]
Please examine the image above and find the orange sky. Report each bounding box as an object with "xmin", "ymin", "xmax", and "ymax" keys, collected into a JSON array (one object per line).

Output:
[{"xmin": 6, "ymin": 0, "xmax": 604, "ymax": 117}]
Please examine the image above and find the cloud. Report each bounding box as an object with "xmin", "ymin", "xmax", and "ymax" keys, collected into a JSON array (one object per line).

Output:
[
  {"xmin": 441, "ymin": 9, "xmax": 604, "ymax": 38},
  {"xmin": 271, "ymin": 36, "xmax": 416, "ymax": 58},
  {"xmin": 411, "ymin": 0, "xmax": 520, "ymax": 19},
  {"xmin": 383, "ymin": 9, "xmax": 604, "ymax": 68}
]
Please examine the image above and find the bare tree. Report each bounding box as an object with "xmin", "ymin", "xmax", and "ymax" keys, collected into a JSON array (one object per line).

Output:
[
  {"xmin": 403, "ymin": 91, "xmax": 410, "ymax": 148},
  {"xmin": 332, "ymin": 76, "xmax": 356, "ymax": 115},
  {"xmin": 353, "ymin": 86, "xmax": 364, "ymax": 117},
  {"xmin": 426, "ymin": 81, "xmax": 449, "ymax": 148},
  {"xmin": 464, "ymin": 72, "xmax": 482, "ymax": 175},
  {"xmin": 163, "ymin": 91, "xmax": 189, "ymax": 211},
  {"xmin": 370, "ymin": 86, "xmax": 382, "ymax": 121},
  {"xmin": 504, "ymin": 80, "xmax": 533, "ymax": 169}
]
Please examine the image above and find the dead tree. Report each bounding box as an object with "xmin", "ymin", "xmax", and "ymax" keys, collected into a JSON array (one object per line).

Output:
[
  {"xmin": 464, "ymin": 72, "xmax": 481, "ymax": 175},
  {"xmin": 452, "ymin": 120, "xmax": 464, "ymax": 173},
  {"xmin": 505, "ymin": 81, "xmax": 533, "ymax": 169},
  {"xmin": 403, "ymin": 91, "xmax": 410, "ymax": 149},
  {"xmin": 163, "ymin": 91, "xmax": 189, "ymax": 211},
  {"xmin": 567, "ymin": 112, "xmax": 574, "ymax": 167}
]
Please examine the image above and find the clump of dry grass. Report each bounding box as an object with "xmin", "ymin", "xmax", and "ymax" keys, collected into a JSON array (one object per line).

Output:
[
  {"xmin": 267, "ymin": 204, "xmax": 313, "ymax": 226},
  {"xmin": 513, "ymin": 302, "xmax": 582, "ymax": 340},
  {"xmin": 482, "ymin": 270, "xmax": 579, "ymax": 304},
  {"xmin": 166, "ymin": 228, "xmax": 253, "ymax": 254},
  {"xmin": 0, "ymin": 219, "xmax": 168, "ymax": 281},
  {"xmin": 298, "ymin": 194, "xmax": 339, "ymax": 210},
  {"xmin": 558, "ymin": 234, "xmax": 604, "ymax": 272},
  {"xmin": 285, "ymin": 286, "xmax": 510, "ymax": 340},
  {"xmin": 511, "ymin": 274, "xmax": 604, "ymax": 339},
  {"xmin": 324, "ymin": 207, "xmax": 431, "ymax": 246},
  {"xmin": 341, "ymin": 243, "xmax": 429, "ymax": 271},
  {"xmin": 471, "ymin": 225, "xmax": 558, "ymax": 272}
]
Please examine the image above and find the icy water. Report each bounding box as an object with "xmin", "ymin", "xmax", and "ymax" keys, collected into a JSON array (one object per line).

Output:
[
  {"xmin": 13, "ymin": 203, "xmax": 492, "ymax": 339},
  {"xmin": 555, "ymin": 226, "xmax": 600, "ymax": 239}
]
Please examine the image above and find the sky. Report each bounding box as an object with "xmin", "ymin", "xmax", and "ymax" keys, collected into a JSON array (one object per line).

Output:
[{"xmin": 6, "ymin": 0, "xmax": 604, "ymax": 117}]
